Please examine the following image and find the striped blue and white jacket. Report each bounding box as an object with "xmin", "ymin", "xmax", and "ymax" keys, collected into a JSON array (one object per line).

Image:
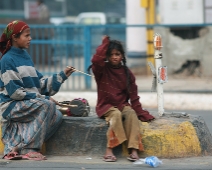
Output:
[{"xmin": 0, "ymin": 47, "xmax": 67, "ymax": 119}]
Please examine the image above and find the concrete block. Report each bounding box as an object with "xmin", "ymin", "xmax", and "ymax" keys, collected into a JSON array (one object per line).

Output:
[
  {"xmin": 46, "ymin": 114, "xmax": 212, "ymax": 158},
  {"xmin": 1, "ymin": 113, "xmax": 212, "ymax": 159},
  {"xmin": 46, "ymin": 116, "xmax": 110, "ymax": 156},
  {"xmin": 140, "ymin": 114, "xmax": 212, "ymax": 158}
]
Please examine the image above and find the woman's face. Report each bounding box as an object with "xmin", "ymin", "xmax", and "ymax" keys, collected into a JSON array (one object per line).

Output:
[
  {"xmin": 12, "ymin": 28, "xmax": 32, "ymax": 49},
  {"xmin": 108, "ymin": 49, "xmax": 123, "ymax": 66}
]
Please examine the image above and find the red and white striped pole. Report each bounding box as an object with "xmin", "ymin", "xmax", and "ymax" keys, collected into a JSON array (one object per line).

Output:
[{"xmin": 153, "ymin": 33, "xmax": 168, "ymax": 116}]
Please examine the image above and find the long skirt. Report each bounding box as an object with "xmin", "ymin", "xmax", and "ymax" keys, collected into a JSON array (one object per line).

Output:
[{"xmin": 1, "ymin": 98, "xmax": 63, "ymax": 155}]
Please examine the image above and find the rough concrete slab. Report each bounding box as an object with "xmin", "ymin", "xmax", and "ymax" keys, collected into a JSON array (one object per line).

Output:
[
  {"xmin": 45, "ymin": 113, "xmax": 212, "ymax": 159},
  {"xmin": 45, "ymin": 116, "xmax": 108, "ymax": 156}
]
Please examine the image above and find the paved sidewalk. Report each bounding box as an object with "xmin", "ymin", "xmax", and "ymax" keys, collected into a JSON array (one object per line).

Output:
[
  {"xmin": 54, "ymin": 92, "xmax": 212, "ymax": 113},
  {"xmin": 135, "ymin": 75, "xmax": 212, "ymax": 93}
]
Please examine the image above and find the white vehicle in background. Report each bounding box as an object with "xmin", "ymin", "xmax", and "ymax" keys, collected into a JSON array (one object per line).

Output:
[
  {"xmin": 50, "ymin": 16, "xmax": 76, "ymax": 25},
  {"xmin": 75, "ymin": 12, "xmax": 106, "ymax": 25},
  {"xmin": 75, "ymin": 12, "xmax": 125, "ymax": 25}
]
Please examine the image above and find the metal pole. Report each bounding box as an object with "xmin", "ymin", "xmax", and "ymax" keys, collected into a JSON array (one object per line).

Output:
[
  {"xmin": 141, "ymin": 0, "xmax": 155, "ymax": 74},
  {"xmin": 153, "ymin": 34, "xmax": 167, "ymax": 116},
  {"xmin": 155, "ymin": 52, "xmax": 164, "ymax": 116},
  {"xmin": 83, "ymin": 26, "xmax": 92, "ymax": 89}
]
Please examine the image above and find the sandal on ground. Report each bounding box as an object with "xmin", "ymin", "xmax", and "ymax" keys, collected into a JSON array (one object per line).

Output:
[
  {"xmin": 2, "ymin": 152, "xmax": 22, "ymax": 160},
  {"xmin": 127, "ymin": 154, "xmax": 139, "ymax": 162},
  {"xmin": 21, "ymin": 152, "xmax": 46, "ymax": 161},
  {"xmin": 103, "ymin": 155, "xmax": 117, "ymax": 162}
]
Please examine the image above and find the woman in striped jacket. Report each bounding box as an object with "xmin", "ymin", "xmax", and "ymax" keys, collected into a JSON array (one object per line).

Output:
[{"xmin": 0, "ymin": 20, "xmax": 75, "ymax": 160}]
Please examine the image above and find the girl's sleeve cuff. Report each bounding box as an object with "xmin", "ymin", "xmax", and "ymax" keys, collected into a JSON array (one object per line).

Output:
[{"xmin": 59, "ymin": 71, "xmax": 68, "ymax": 81}]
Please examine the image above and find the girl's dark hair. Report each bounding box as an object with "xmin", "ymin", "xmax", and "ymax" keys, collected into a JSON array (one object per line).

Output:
[
  {"xmin": 105, "ymin": 40, "xmax": 125, "ymax": 59},
  {"xmin": 0, "ymin": 32, "xmax": 22, "ymax": 57},
  {"xmin": 14, "ymin": 32, "xmax": 22, "ymax": 39},
  {"xmin": 87, "ymin": 39, "xmax": 131, "ymax": 93},
  {"xmin": 10, "ymin": 32, "xmax": 22, "ymax": 46}
]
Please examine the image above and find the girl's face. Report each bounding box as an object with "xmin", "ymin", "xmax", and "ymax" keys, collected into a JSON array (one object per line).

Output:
[
  {"xmin": 12, "ymin": 28, "xmax": 32, "ymax": 49},
  {"xmin": 108, "ymin": 49, "xmax": 123, "ymax": 66}
]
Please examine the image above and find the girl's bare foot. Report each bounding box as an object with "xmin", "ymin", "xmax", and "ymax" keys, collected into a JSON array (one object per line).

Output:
[
  {"xmin": 103, "ymin": 147, "xmax": 117, "ymax": 162},
  {"xmin": 5, "ymin": 146, "xmax": 19, "ymax": 156},
  {"xmin": 22, "ymin": 152, "xmax": 46, "ymax": 161},
  {"xmin": 127, "ymin": 148, "xmax": 139, "ymax": 161},
  {"xmin": 131, "ymin": 149, "xmax": 139, "ymax": 159},
  {"xmin": 3, "ymin": 146, "xmax": 22, "ymax": 160}
]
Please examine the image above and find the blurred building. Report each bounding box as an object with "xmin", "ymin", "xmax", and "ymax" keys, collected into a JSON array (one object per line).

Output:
[
  {"xmin": 0, "ymin": 0, "xmax": 125, "ymax": 20},
  {"xmin": 0, "ymin": 0, "xmax": 67, "ymax": 19}
]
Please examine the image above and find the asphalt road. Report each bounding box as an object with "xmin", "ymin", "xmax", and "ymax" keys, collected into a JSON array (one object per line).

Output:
[{"xmin": 1, "ymin": 155, "xmax": 212, "ymax": 170}]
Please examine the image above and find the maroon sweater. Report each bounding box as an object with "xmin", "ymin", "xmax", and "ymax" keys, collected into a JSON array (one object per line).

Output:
[{"xmin": 91, "ymin": 38, "xmax": 155, "ymax": 122}]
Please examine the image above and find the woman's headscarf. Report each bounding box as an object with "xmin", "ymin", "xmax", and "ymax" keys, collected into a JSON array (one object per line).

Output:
[{"xmin": 0, "ymin": 20, "xmax": 29, "ymax": 57}]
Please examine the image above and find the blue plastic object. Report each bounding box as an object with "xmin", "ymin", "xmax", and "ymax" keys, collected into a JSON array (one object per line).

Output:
[{"xmin": 133, "ymin": 156, "xmax": 162, "ymax": 168}]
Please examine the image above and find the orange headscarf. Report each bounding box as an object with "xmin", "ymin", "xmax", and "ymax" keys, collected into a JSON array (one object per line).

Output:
[{"xmin": 0, "ymin": 20, "xmax": 29, "ymax": 57}]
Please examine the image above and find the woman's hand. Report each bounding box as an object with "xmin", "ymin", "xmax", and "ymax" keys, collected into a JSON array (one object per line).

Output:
[
  {"xmin": 50, "ymin": 97, "xmax": 60, "ymax": 105},
  {"xmin": 64, "ymin": 66, "xmax": 75, "ymax": 77}
]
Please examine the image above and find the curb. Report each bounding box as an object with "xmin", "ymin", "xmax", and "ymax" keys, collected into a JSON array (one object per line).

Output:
[
  {"xmin": 45, "ymin": 113, "xmax": 212, "ymax": 158},
  {"xmin": 0, "ymin": 92, "xmax": 212, "ymax": 157},
  {"xmin": 1, "ymin": 113, "xmax": 211, "ymax": 158}
]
